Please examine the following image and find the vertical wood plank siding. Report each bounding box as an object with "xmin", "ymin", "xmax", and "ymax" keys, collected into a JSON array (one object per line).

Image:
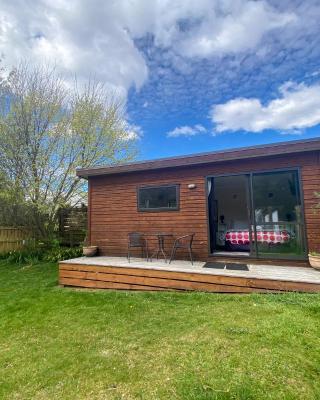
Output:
[{"xmin": 89, "ymin": 151, "xmax": 320, "ymax": 259}]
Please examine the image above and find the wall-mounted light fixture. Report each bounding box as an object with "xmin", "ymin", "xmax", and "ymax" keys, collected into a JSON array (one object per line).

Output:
[{"xmin": 188, "ymin": 184, "xmax": 197, "ymax": 190}]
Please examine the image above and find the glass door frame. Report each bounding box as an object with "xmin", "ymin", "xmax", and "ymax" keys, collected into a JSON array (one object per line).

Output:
[{"xmin": 205, "ymin": 167, "xmax": 308, "ymax": 260}]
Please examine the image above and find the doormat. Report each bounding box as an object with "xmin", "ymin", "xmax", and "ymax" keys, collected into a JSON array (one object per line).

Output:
[
  {"xmin": 225, "ymin": 263, "xmax": 249, "ymax": 271},
  {"xmin": 203, "ymin": 262, "xmax": 249, "ymax": 271},
  {"xmin": 203, "ymin": 262, "xmax": 225, "ymax": 269}
]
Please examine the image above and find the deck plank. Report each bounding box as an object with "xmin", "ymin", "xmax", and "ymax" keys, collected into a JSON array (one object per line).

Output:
[
  {"xmin": 59, "ymin": 269, "xmax": 268, "ymax": 293},
  {"xmin": 60, "ymin": 277, "xmax": 175, "ymax": 291},
  {"xmin": 59, "ymin": 257, "xmax": 320, "ymax": 293}
]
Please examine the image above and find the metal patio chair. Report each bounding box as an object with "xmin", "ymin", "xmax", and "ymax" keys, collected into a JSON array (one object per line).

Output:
[
  {"xmin": 169, "ymin": 233, "xmax": 195, "ymax": 265},
  {"xmin": 127, "ymin": 232, "xmax": 148, "ymax": 262}
]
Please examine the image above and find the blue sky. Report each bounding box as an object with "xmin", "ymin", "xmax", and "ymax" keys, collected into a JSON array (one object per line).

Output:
[{"xmin": 0, "ymin": 0, "xmax": 319, "ymax": 160}]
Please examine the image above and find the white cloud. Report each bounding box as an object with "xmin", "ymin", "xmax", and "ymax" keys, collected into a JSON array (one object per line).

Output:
[
  {"xmin": 123, "ymin": 0, "xmax": 295, "ymax": 58},
  {"xmin": 125, "ymin": 124, "xmax": 143, "ymax": 140},
  {"xmin": 0, "ymin": 0, "xmax": 148, "ymax": 97},
  {"xmin": 167, "ymin": 124, "xmax": 206, "ymax": 137},
  {"xmin": 211, "ymin": 81, "xmax": 320, "ymax": 133},
  {"xmin": 175, "ymin": 1, "xmax": 296, "ymax": 58},
  {"xmin": 0, "ymin": 0, "xmax": 296, "ymax": 98}
]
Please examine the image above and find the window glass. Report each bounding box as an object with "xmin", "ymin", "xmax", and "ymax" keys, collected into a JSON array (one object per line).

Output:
[
  {"xmin": 252, "ymin": 171, "xmax": 301, "ymax": 224},
  {"xmin": 138, "ymin": 185, "xmax": 179, "ymax": 211},
  {"xmin": 252, "ymin": 170, "xmax": 305, "ymax": 257}
]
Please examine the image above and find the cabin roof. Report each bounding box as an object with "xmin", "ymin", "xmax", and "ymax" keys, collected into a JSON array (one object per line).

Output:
[{"xmin": 76, "ymin": 137, "xmax": 320, "ymax": 179}]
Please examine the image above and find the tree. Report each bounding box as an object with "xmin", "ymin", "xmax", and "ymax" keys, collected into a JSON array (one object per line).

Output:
[
  {"xmin": 0, "ymin": 63, "xmax": 137, "ymax": 238},
  {"xmin": 0, "ymin": 172, "xmax": 27, "ymax": 227}
]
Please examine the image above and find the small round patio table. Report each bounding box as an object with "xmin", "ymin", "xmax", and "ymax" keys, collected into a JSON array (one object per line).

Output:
[{"xmin": 146, "ymin": 233, "xmax": 173, "ymax": 263}]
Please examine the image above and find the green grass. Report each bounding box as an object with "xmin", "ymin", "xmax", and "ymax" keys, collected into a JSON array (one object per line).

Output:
[{"xmin": 0, "ymin": 261, "xmax": 320, "ymax": 400}]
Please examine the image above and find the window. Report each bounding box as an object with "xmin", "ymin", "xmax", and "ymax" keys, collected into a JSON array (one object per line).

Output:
[{"xmin": 138, "ymin": 184, "xmax": 179, "ymax": 211}]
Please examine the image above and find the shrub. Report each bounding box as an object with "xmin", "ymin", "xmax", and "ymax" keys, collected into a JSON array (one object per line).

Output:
[
  {"xmin": 43, "ymin": 247, "xmax": 83, "ymax": 262},
  {"xmin": 0, "ymin": 246, "xmax": 83, "ymax": 264},
  {"xmin": 0, "ymin": 248, "xmax": 45, "ymax": 264}
]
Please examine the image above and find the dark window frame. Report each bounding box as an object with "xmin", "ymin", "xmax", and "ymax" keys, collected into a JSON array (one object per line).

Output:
[{"xmin": 137, "ymin": 184, "xmax": 180, "ymax": 212}]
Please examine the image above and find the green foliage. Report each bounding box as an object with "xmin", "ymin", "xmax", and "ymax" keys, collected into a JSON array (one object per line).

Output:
[
  {"xmin": 311, "ymin": 191, "xmax": 320, "ymax": 253},
  {"xmin": 0, "ymin": 174, "xmax": 35, "ymax": 227},
  {"xmin": 0, "ymin": 246, "xmax": 82, "ymax": 264},
  {"xmin": 0, "ymin": 248, "xmax": 44, "ymax": 264},
  {"xmin": 43, "ymin": 246, "xmax": 83, "ymax": 262}
]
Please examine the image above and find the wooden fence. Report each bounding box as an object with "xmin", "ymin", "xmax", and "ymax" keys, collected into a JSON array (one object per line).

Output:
[{"xmin": 0, "ymin": 227, "xmax": 33, "ymax": 253}]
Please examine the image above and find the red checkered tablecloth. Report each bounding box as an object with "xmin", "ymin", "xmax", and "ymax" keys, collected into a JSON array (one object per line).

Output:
[{"xmin": 225, "ymin": 230, "xmax": 291, "ymax": 245}]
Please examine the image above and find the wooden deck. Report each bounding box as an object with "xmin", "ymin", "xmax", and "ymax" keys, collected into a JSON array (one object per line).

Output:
[{"xmin": 59, "ymin": 257, "xmax": 320, "ymax": 293}]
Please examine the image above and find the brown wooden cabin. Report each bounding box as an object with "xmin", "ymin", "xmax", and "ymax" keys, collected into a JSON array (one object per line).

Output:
[{"xmin": 76, "ymin": 138, "xmax": 320, "ymax": 265}]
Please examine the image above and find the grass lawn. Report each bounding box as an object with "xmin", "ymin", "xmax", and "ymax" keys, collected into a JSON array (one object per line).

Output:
[{"xmin": 1, "ymin": 261, "xmax": 320, "ymax": 400}]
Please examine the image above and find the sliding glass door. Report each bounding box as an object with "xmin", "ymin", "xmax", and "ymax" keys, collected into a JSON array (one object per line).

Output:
[
  {"xmin": 208, "ymin": 168, "xmax": 306, "ymax": 259},
  {"xmin": 252, "ymin": 170, "xmax": 306, "ymax": 259}
]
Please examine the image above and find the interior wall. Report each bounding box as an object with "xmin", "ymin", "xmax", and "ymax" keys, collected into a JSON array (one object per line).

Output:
[{"xmin": 214, "ymin": 175, "xmax": 249, "ymax": 230}]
